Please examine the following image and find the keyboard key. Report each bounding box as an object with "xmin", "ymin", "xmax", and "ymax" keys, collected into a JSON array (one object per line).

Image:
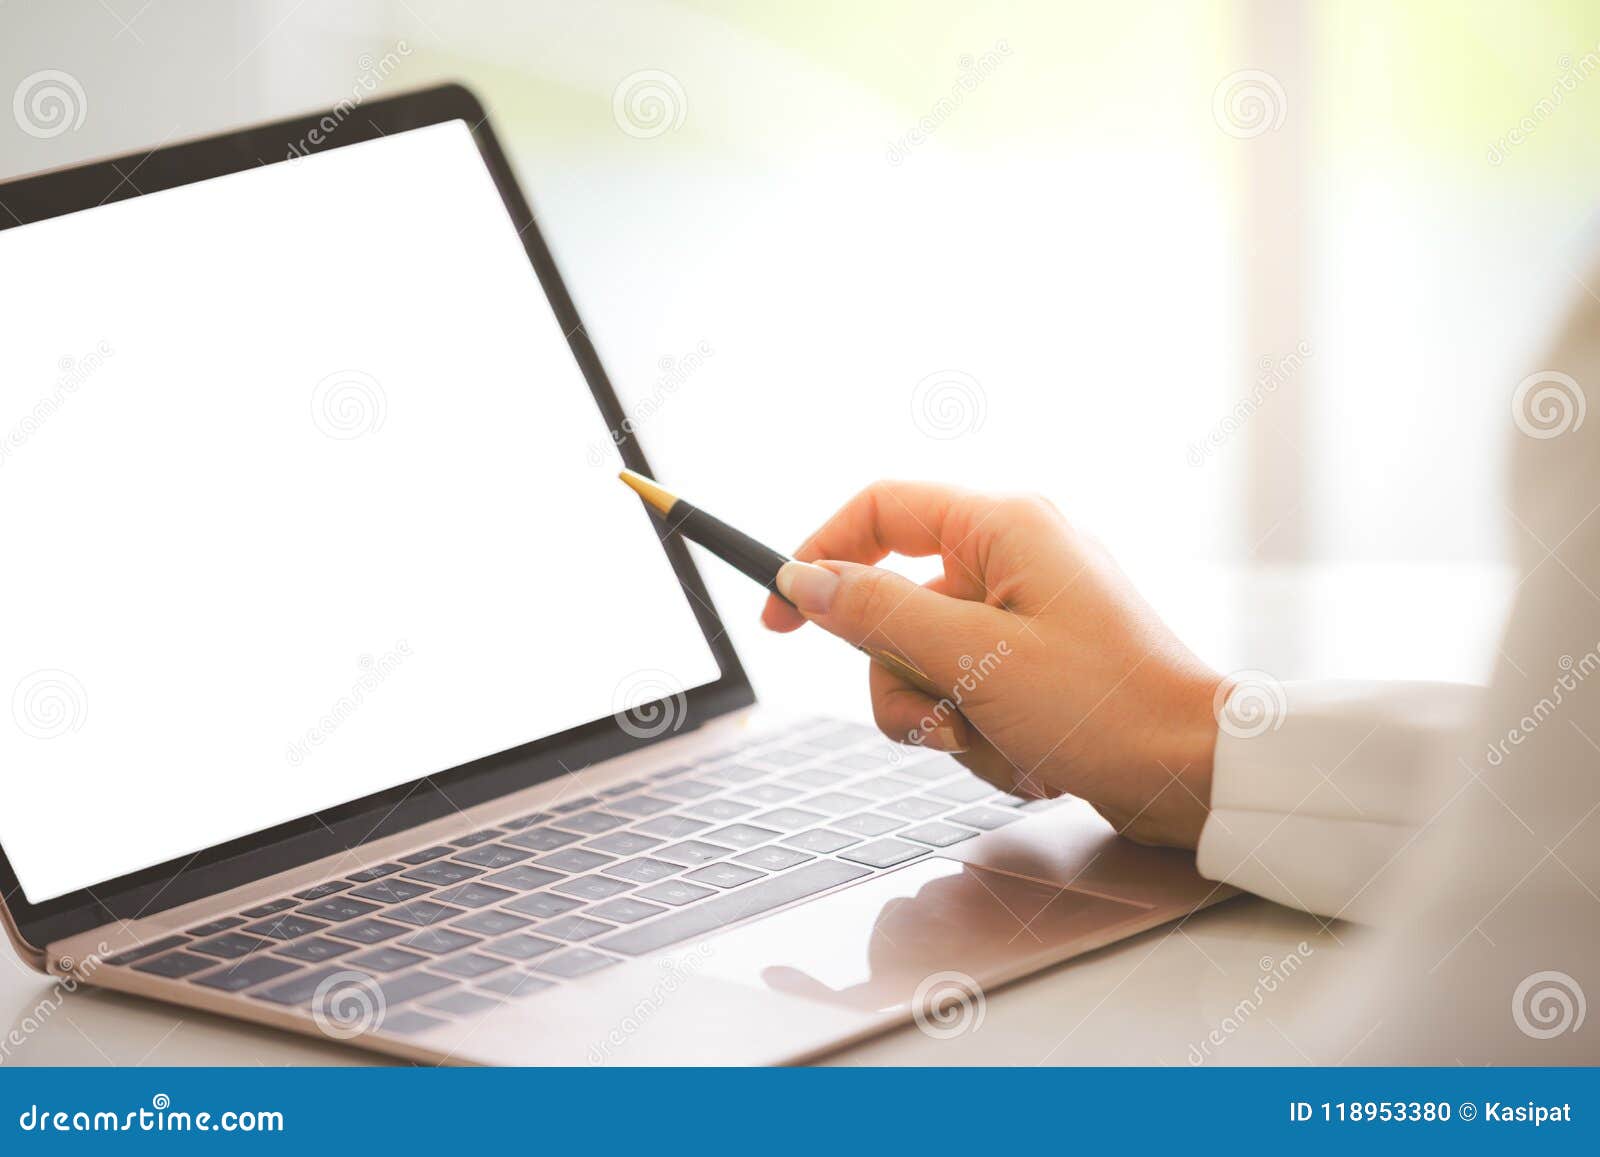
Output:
[
  {"xmin": 501, "ymin": 812, "xmax": 553, "ymax": 830},
  {"xmin": 424, "ymin": 990, "xmax": 501, "ymax": 1016},
  {"xmin": 293, "ymin": 881, "xmax": 352, "ymax": 901},
  {"xmin": 925, "ymin": 778, "xmax": 995, "ymax": 804},
  {"xmin": 655, "ymin": 779, "xmax": 719, "ymax": 801},
  {"xmin": 601, "ymin": 779, "xmax": 649, "ymax": 797},
  {"xmin": 538, "ymin": 915, "xmax": 615, "ymax": 942},
  {"xmin": 345, "ymin": 863, "xmax": 403, "ymax": 882},
  {"xmin": 853, "ymin": 775, "xmax": 918, "ymax": 799},
  {"xmin": 947, "ymin": 806, "xmax": 1023, "ymax": 831},
  {"xmin": 606, "ymin": 794, "xmax": 675, "ymax": 817},
  {"xmin": 586, "ymin": 897, "xmax": 666, "ymax": 924},
  {"xmin": 838, "ymin": 838, "xmax": 927, "ymax": 869},
  {"xmin": 192, "ymin": 954, "xmax": 302, "ymax": 992},
  {"xmin": 749, "ymin": 747, "xmax": 811, "ymax": 768},
  {"xmin": 398, "ymin": 927, "xmax": 482, "ymax": 955},
  {"xmin": 401, "ymin": 861, "xmax": 483, "ymax": 887},
  {"xmin": 894, "ymin": 756, "xmax": 961, "ymax": 783},
  {"xmin": 585, "ymin": 831, "xmax": 662, "ymax": 855},
  {"xmin": 450, "ymin": 829, "xmax": 503, "ymax": 848},
  {"xmin": 453, "ymin": 909, "xmax": 531, "ymax": 936},
  {"xmin": 386, "ymin": 900, "xmax": 463, "ymax": 927},
  {"xmin": 786, "ymin": 767, "xmax": 849, "ymax": 788},
  {"xmin": 648, "ymin": 763, "xmax": 697, "ymax": 780},
  {"xmin": 274, "ymin": 936, "xmax": 355, "ymax": 963},
  {"xmin": 477, "ymin": 971, "xmax": 556, "ymax": 998},
  {"xmin": 738, "ymin": 783, "xmax": 802, "ymax": 805},
  {"xmin": 133, "ymin": 951, "xmax": 215, "ymax": 978},
  {"xmin": 185, "ymin": 918, "xmax": 244, "ymax": 937},
  {"xmin": 454, "ymin": 844, "xmax": 531, "ymax": 869},
  {"xmin": 800, "ymin": 791, "xmax": 872, "ymax": 815},
  {"xmin": 348, "ymin": 947, "xmax": 428, "ymax": 972},
  {"xmin": 703, "ymin": 824, "xmax": 779, "ymax": 849},
  {"xmin": 537, "ymin": 849, "xmax": 614, "ymax": 873},
  {"xmin": 504, "ymin": 828, "xmax": 582, "ymax": 852},
  {"xmin": 383, "ymin": 1009, "xmax": 449, "ymax": 1034},
  {"xmin": 107, "ymin": 935, "xmax": 191, "ymax": 966},
  {"xmin": 552, "ymin": 796, "xmax": 600, "ymax": 813},
  {"xmin": 240, "ymin": 899, "xmax": 296, "ymax": 918},
  {"xmin": 634, "ymin": 879, "xmax": 716, "ymax": 907},
  {"xmin": 530, "ymin": 949, "xmax": 620, "ymax": 979},
  {"xmin": 604, "ymin": 857, "xmax": 680, "ymax": 884},
  {"xmin": 484, "ymin": 932, "xmax": 561, "ymax": 960},
  {"xmin": 749, "ymin": 807, "xmax": 826, "ymax": 831},
  {"xmin": 551, "ymin": 875, "xmax": 633, "ymax": 901},
  {"xmin": 377, "ymin": 970, "xmax": 458, "ymax": 1006},
  {"xmin": 599, "ymin": 860, "xmax": 871, "ymax": 956},
  {"xmin": 655, "ymin": 840, "xmax": 732, "ymax": 866},
  {"xmin": 781, "ymin": 829, "xmax": 860, "ymax": 853},
  {"xmin": 683, "ymin": 798, "xmax": 756, "ymax": 821},
  {"xmin": 350, "ymin": 879, "xmax": 434, "ymax": 903},
  {"xmin": 833, "ymin": 813, "xmax": 905, "ymax": 837},
  {"xmin": 433, "ymin": 953, "xmax": 510, "ymax": 979},
  {"xmin": 431, "ymin": 882, "xmax": 516, "ymax": 909},
  {"xmin": 191, "ymin": 932, "xmax": 272, "ymax": 959},
  {"xmin": 699, "ymin": 763, "xmax": 765, "ymax": 785},
  {"xmin": 633, "ymin": 815, "xmax": 710, "ymax": 839},
  {"xmin": 558, "ymin": 811, "xmax": 629, "ymax": 835},
  {"xmin": 504, "ymin": 892, "xmax": 585, "ymax": 919},
  {"xmin": 900, "ymin": 821, "xmax": 981, "ymax": 847},
  {"xmin": 328, "ymin": 918, "xmax": 408, "ymax": 945},
  {"xmin": 734, "ymin": 845, "xmax": 815, "ymax": 871},
  {"xmin": 881, "ymin": 796, "xmax": 949, "ymax": 821},
  {"xmin": 482, "ymin": 865, "xmax": 564, "ymax": 892},
  {"xmin": 684, "ymin": 863, "xmax": 765, "ymax": 889},
  {"xmin": 252, "ymin": 965, "xmax": 373, "ymax": 1006},
  {"xmin": 300, "ymin": 897, "xmax": 380, "ymax": 922},
  {"xmin": 244, "ymin": 914, "xmax": 329, "ymax": 941},
  {"xmin": 831, "ymin": 750, "xmax": 898, "ymax": 771},
  {"xmin": 398, "ymin": 845, "xmax": 455, "ymax": 865}
]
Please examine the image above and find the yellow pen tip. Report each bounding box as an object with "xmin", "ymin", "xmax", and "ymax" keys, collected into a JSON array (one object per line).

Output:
[{"xmin": 618, "ymin": 469, "xmax": 678, "ymax": 516}]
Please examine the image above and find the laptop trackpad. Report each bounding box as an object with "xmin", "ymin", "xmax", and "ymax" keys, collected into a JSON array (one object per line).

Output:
[{"xmin": 696, "ymin": 857, "xmax": 1152, "ymax": 1014}]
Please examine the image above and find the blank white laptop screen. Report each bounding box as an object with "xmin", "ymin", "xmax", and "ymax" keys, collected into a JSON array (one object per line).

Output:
[{"xmin": 0, "ymin": 120, "xmax": 722, "ymax": 904}]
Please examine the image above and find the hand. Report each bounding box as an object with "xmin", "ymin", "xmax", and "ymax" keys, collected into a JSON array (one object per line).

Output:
[{"xmin": 761, "ymin": 481, "xmax": 1223, "ymax": 849}]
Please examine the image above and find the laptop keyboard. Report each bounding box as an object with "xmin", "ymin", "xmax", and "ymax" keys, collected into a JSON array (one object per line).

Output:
[{"xmin": 101, "ymin": 719, "xmax": 1060, "ymax": 1036}]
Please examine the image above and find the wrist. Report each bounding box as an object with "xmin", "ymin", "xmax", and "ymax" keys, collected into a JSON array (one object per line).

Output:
[{"xmin": 1104, "ymin": 672, "xmax": 1221, "ymax": 850}]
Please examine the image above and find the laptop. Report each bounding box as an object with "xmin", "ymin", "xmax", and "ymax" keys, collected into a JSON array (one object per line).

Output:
[{"xmin": 0, "ymin": 84, "xmax": 1228, "ymax": 1065}]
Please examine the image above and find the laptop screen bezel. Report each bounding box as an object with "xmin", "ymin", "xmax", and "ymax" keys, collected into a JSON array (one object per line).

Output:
[{"xmin": 0, "ymin": 83, "xmax": 755, "ymax": 949}]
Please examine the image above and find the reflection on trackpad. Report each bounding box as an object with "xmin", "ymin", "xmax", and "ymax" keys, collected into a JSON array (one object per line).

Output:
[{"xmin": 696, "ymin": 858, "xmax": 1151, "ymax": 1013}]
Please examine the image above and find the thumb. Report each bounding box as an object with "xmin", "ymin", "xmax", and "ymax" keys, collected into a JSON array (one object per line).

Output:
[{"xmin": 775, "ymin": 559, "xmax": 1009, "ymax": 695}]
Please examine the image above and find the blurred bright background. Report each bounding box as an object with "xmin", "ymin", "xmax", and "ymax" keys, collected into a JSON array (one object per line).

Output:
[{"xmin": 5, "ymin": 0, "xmax": 1600, "ymax": 704}]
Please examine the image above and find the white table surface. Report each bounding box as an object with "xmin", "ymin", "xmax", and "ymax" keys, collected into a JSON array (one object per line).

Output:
[{"xmin": 0, "ymin": 563, "xmax": 1511, "ymax": 1066}]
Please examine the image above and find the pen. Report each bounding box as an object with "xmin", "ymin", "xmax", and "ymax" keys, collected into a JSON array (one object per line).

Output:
[{"xmin": 618, "ymin": 469, "xmax": 945, "ymax": 700}]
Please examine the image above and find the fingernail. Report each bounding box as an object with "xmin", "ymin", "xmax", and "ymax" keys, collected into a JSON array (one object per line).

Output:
[
  {"xmin": 920, "ymin": 724, "xmax": 968, "ymax": 754},
  {"xmin": 776, "ymin": 561, "xmax": 839, "ymax": 614}
]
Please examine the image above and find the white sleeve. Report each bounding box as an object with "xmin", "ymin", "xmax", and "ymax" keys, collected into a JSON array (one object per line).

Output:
[{"xmin": 1194, "ymin": 679, "xmax": 1479, "ymax": 923}]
